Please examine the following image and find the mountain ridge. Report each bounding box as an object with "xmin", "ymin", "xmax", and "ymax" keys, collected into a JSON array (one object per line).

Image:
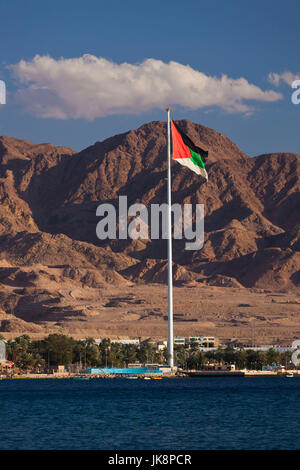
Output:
[{"xmin": 0, "ymin": 121, "xmax": 299, "ymax": 340}]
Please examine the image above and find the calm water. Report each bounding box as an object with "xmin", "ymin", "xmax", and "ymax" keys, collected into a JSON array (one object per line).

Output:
[{"xmin": 0, "ymin": 377, "xmax": 299, "ymax": 450}]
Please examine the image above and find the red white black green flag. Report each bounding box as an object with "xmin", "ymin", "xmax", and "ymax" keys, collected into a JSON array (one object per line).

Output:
[{"xmin": 171, "ymin": 120, "xmax": 208, "ymax": 180}]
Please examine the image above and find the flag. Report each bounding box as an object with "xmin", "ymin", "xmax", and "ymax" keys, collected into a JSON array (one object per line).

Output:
[{"xmin": 171, "ymin": 120, "xmax": 208, "ymax": 180}]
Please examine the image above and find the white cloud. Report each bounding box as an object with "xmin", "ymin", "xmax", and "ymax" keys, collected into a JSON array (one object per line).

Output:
[
  {"xmin": 10, "ymin": 54, "xmax": 282, "ymax": 120},
  {"xmin": 268, "ymin": 71, "xmax": 300, "ymax": 86}
]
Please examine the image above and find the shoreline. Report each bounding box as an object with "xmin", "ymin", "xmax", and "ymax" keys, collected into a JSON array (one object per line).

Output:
[{"xmin": 1, "ymin": 370, "xmax": 300, "ymax": 379}]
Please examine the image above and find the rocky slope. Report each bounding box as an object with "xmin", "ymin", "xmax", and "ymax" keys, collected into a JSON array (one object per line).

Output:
[{"xmin": 0, "ymin": 121, "xmax": 299, "ymax": 339}]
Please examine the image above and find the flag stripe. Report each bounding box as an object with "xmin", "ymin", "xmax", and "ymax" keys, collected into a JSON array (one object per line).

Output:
[
  {"xmin": 176, "ymin": 158, "xmax": 208, "ymax": 179},
  {"xmin": 172, "ymin": 120, "xmax": 208, "ymax": 164},
  {"xmin": 171, "ymin": 120, "xmax": 208, "ymax": 180},
  {"xmin": 190, "ymin": 148, "xmax": 205, "ymax": 169},
  {"xmin": 171, "ymin": 121, "xmax": 191, "ymax": 159}
]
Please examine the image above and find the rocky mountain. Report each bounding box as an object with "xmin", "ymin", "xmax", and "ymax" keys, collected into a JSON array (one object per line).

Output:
[
  {"xmin": 0, "ymin": 121, "xmax": 300, "ymax": 288},
  {"xmin": 0, "ymin": 121, "xmax": 299, "ymax": 338}
]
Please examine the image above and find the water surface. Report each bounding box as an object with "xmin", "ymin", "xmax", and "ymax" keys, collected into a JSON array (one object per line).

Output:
[{"xmin": 0, "ymin": 377, "xmax": 299, "ymax": 449}]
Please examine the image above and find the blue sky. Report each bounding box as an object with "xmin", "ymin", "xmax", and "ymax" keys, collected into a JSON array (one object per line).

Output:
[{"xmin": 0, "ymin": 0, "xmax": 299, "ymax": 155}]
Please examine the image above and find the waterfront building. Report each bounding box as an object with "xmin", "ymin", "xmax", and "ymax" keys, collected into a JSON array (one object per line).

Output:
[
  {"xmin": 94, "ymin": 338, "xmax": 140, "ymax": 345},
  {"xmin": 86, "ymin": 366, "xmax": 163, "ymax": 375},
  {"xmin": 174, "ymin": 337, "xmax": 185, "ymax": 345},
  {"xmin": 156, "ymin": 340, "xmax": 168, "ymax": 351},
  {"xmin": 187, "ymin": 336, "xmax": 217, "ymax": 348},
  {"xmin": 111, "ymin": 339, "xmax": 140, "ymax": 345},
  {"xmin": 174, "ymin": 336, "xmax": 217, "ymax": 348}
]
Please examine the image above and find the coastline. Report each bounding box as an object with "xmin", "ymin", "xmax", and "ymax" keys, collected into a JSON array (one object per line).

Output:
[{"xmin": 2, "ymin": 370, "xmax": 300, "ymax": 379}]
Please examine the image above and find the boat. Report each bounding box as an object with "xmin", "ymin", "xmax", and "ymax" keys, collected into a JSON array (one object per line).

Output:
[
  {"xmin": 73, "ymin": 374, "xmax": 90, "ymax": 380},
  {"xmin": 286, "ymin": 373, "xmax": 294, "ymax": 378},
  {"xmin": 144, "ymin": 377, "xmax": 151, "ymax": 380},
  {"xmin": 152, "ymin": 377, "xmax": 163, "ymax": 380},
  {"xmin": 126, "ymin": 376, "xmax": 138, "ymax": 379}
]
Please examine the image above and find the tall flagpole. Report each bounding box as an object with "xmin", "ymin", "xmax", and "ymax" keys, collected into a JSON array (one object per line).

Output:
[{"xmin": 166, "ymin": 107, "xmax": 174, "ymax": 369}]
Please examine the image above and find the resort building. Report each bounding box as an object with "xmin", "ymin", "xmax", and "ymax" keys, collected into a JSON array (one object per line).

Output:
[
  {"xmin": 110, "ymin": 339, "xmax": 140, "ymax": 345},
  {"xmin": 156, "ymin": 340, "xmax": 168, "ymax": 351},
  {"xmin": 174, "ymin": 337, "xmax": 185, "ymax": 346},
  {"xmin": 94, "ymin": 338, "xmax": 140, "ymax": 346},
  {"xmin": 174, "ymin": 336, "xmax": 218, "ymax": 348},
  {"xmin": 86, "ymin": 365, "xmax": 164, "ymax": 375}
]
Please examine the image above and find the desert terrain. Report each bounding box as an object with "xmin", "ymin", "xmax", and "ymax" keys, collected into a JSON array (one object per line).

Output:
[
  {"xmin": 0, "ymin": 120, "xmax": 299, "ymax": 344},
  {"xmin": 0, "ymin": 261, "xmax": 299, "ymax": 344}
]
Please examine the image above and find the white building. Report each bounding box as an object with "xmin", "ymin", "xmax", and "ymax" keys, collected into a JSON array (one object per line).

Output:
[
  {"xmin": 110, "ymin": 339, "xmax": 140, "ymax": 345},
  {"xmin": 156, "ymin": 341, "xmax": 168, "ymax": 351}
]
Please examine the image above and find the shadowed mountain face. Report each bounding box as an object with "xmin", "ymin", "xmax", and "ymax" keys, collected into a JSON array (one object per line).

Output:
[{"xmin": 0, "ymin": 121, "xmax": 299, "ymax": 294}]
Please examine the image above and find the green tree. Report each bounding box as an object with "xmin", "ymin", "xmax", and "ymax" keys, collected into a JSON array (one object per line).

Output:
[
  {"xmin": 39, "ymin": 334, "xmax": 75, "ymax": 366},
  {"xmin": 234, "ymin": 349, "xmax": 248, "ymax": 369},
  {"xmin": 266, "ymin": 348, "xmax": 280, "ymax": 365}
]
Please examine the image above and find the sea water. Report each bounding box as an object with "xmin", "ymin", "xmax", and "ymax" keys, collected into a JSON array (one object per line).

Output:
[{"xmin": 0, "ymin": 377, "xmax": 299, "ymax": 450}]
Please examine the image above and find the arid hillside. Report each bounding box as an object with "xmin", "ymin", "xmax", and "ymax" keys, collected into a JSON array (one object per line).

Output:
[{"xmin": 0, "ymin": 121, "xmax": 299, "ymax": 342}]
